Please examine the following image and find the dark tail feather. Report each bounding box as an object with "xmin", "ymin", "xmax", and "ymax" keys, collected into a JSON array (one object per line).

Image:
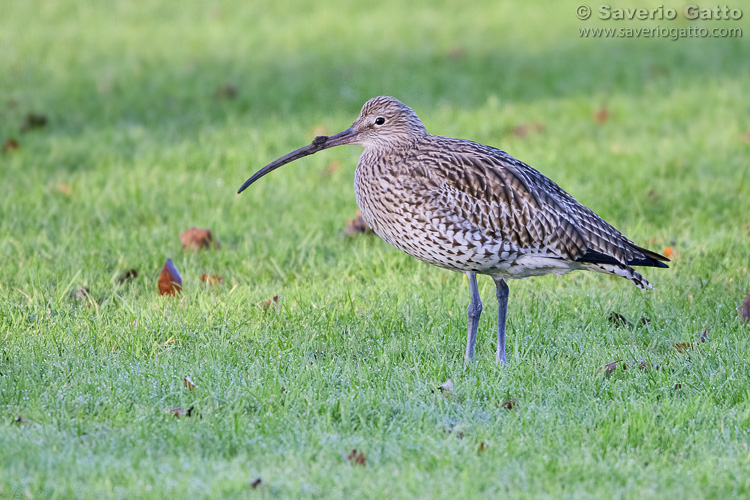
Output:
[
  {"xmin": 628, "ymin": 244, "xmax": 670, "ymax": 268},
  {"xmin": 577, "ymin": 246, "xmax": 670, "ymax": 269}
]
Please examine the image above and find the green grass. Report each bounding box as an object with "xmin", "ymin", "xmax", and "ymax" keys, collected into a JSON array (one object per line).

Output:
[{"xmin": 2, "ymin": 1, "xmax": 750, "ymax": 498}]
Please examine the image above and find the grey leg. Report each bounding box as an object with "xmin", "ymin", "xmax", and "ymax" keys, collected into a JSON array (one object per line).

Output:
[
  {"xmin": 494, "ymin": 278, "xmax": 509, "ymax": 365},
  {"xmin": 464, "ymin": 272, "xmax": 482, "ymax": 362}
]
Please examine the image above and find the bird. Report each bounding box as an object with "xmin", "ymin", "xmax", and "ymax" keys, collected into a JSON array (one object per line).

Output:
[{"xmin": 238, "ymin": 96, "xmax": 668, "ymax": 364}]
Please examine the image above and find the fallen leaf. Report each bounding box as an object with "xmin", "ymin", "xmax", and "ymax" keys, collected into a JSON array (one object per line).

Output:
[
  {"xmin": 324, "ymin": 161, "xmax": 342, "ymax": 175},
  {"xmin": 180, "ymin": 228, "xmax": 217, "ymax": 250},
  {"xmin": 344, "ymin": 209, "xmax": 372, "ymax": 236},
  {"xmin": 647, "ymin": 64, "xmax": 667, "ymax": 78},
  {"xmin": 443, "ymin": 426, "xmax": 465, "ymax": 439},
  {"xmin": 511, "ymin": 122, "xmax": 545, "ymax": 138},
  {"xmin": 608, "ymin": 312, "xmax": 633, "ymax": 328},
  {"xmin": 169, "ymin": 406, "xmax": 195, "ymax": 418},
  {"xmin": 12, "ymin": 416, "xmax": 40, "ymax": 428},
  {"xmin": 212, "ymin": 84, "xmax": 238, "ymax": 100},
  {"xmin": 600, "ymin": 359, "xmax": 657, "ymax": 376},
  {"xmin": 663, "ymin": 247, "xmax": 673, "ymax": 258},
  {"xmin": 20, "ymin": 113, "xmax": 48, "ymax": 133},
  {"xmin": 200, "ymin": 274, "xmax": 223, "ymax": 286},
  {"xmin": 250, "ymin": 478, "xmax": 262, "ymax": 489},
  {"xmin": 594, "ymin": 107, "xmax": 609, "ymax": 124},
  {"xmin": 2, "ymin": 138, "xmax": 19, "ymax": 153},
  {"xmin": 183, "ymin": 375, "xmax": 196, "ymax": 390},
  {"xmin": 158, "ymin": 258, "xmax": 182, "ymax": 296},
  {"xmin": 477, "ymin": 441, "xmax": 487, "ymax": 454},
  {"xmin": 739, "ymin": 293, "xmax": 750, "ymax": 322},
  {"xmin": 437, "ymin": 379, "xmax": 454, "ymax": 393},
  {"xmin": 118, "ymin": 269, "xmax": 138, "ymax": 284},
  {"xmin": 69, "ymin": 287, "xmax": 90, "ymax": 300},
  {"xmin": 448, "ymin": 46, "xmax": 466, "ymax": 59},
  {"xmin": 347, "ymin": 449, "xmax": 366, "ymax": 466},
  {"xmin": 262, "ymin": 295, "xmax": 279, "ymax": 311},
  {"xmin": 501, "ymin": 399, "xmax": 516, "ymax": 410},
  {"xmin": 674, "ymin": 342, "xmax": 693, "ymax": 354},
  {"xmin": 57, "ymin": 183, "xmax": 72, "ymax": 195}
]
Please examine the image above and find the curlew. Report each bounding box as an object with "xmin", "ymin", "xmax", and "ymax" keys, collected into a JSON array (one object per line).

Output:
[{"xmin": 238, "ymin": 96, "xmax": 668, "ymax": 364}]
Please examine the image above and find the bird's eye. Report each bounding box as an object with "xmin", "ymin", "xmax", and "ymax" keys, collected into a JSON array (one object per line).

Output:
[{"xmin": 374, "ymin": 117, "xmax": 386, "ymax": 125}]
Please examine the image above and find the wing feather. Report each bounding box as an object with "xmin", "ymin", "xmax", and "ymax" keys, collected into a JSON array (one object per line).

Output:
[{"xmin": 409, "ymin": 137, "xmax": 668, "ymax": 268}]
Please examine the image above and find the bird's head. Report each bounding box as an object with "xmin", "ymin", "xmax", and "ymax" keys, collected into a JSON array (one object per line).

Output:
[{"xmin": 348, "ymin": 96, "xmax": 427, "ymax": 149}]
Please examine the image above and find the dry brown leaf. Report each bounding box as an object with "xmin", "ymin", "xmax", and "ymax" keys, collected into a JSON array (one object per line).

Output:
[
  {"xmin": 647, "ymin": 65, "xmax": 667, "ymax": 78},
  {"xmin": 158, "ymin": 258, "xmax": 182, "ymax": 296},
  {"xmin": 347, "ymin": 449, "xmax": 366, "ymax": 466},
  {"xmin": 594, "ymin": 107, "xmax": 609, "ymax": 124},
  {"xmin": 169, "ymin": 407, "xmax": 194, "ymax": 418},
  {"xmin": 699, "ymin": 329, "xmax": 709, "ymax": 343},
  {"xmin": 118, "ymin": 269, "xmax": 138, "ymax": 284},
  {"xmin": 13, "ymin": 416, "xmax": 40, "ymax": 428},
  {"xmin": 200, "ymin": 274, "xmax": 223, "ymax": 286},
  {"xmin": 674, "ymin": 342, "xmax": 693, "ymax": 354},
  {"xmin": 739, "ymin": 293, "xmax": 750, "ymax": 322},
  {"xmin": 437, "ymin": 379, "xmax": 454, "ymax": 393},
  {"xmin": 69, "ymin": 287, "xmax": 90, "ymax": 300},
  {"xmin": 180, "ymin": 228, "xmax": 217, "ymax": 250},
  {"xmin": 600, "ymin": 359, "xmax": 657, "ymax": 376},
  {"xmin": 608, "ymin": 312, "xmax": 633, "ymax": 328},
  {"xmin": 2, "ymin": 138, "xmax": 19, "ymax": 153},
  {"xmin": 250, "ymin": 478, "xmax": 262, "ymax": 489},
  {"xmin": 511, "ymin": 122, "xmax": 545, "ymax": 138},
  {"xmin": 20, "ymin": 113, "xmax": 48, "ymax": 133},
  {"xmin": 448, "ymin": 46, "xmax": 467, "ymax": 59},
  {"xmin": 183, "ymin": 375, "xmax": 196, "ymax": 391},
  {"xmin": 324, "ymin": 161, "xmax": 342, "ymax": 175},
  {"xmin": 262, "ymin": 295, "xmax": 279, "ymax": 311},
  {"xmin": 444, "ymin": 426, "xmax": 465, "ymax": 439},
  {"xmin": 213, "ymin": 85, "xmax": 238, "ymax": 100},
  {"xmin": 344, "ymin": 209, "xmax": 372, "ymax": 236},
  {"xmin": 673, "ymin": 330, "xmax": 708, "ymax": 355},
  {"xmin": 57, "ymin": 184, "xmax": 72, "ymax": 195}
]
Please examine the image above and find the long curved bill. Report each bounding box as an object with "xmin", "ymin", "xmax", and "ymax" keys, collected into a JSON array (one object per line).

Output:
[{"xmin": 237, "ymin": 127, "xmax": 358, "ymax": 194}]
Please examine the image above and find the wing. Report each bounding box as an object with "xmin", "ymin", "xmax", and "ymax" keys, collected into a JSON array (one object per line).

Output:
[{"xmin": 406, "ymin": 137, "xmax": 668, "ymax": 269}]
